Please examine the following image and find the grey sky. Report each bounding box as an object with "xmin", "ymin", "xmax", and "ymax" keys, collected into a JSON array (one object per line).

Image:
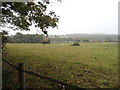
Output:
[{"xmin": 4, "ymin": 0, "xmax": 120, "ymax": 35}]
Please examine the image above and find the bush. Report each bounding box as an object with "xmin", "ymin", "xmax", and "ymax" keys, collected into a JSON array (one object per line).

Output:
[{"xmin": 71, "ymin": 42, "xmax": 80, "ymax": 46}]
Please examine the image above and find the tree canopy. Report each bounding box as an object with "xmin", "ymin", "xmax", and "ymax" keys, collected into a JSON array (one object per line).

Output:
[{"xmin": 1, "ymin": 1, "xmax": 59, "ymax": 36}]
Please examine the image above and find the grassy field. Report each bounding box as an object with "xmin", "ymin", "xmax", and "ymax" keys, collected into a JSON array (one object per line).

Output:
[{"xmin": 3, "ymin": 42, "xmax": 118, "ymax": 88}]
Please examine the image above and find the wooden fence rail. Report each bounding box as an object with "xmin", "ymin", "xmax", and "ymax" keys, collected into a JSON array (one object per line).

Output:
[{"xmin": 2, "ymin": 59, "xmax": 86, "ymax": 89}]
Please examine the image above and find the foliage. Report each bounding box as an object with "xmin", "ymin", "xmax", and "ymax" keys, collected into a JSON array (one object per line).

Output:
[
  {"xmin": 1, "ymin": 1, "xmax": 59, "ymax": 53},
  {"xmin": 7, "ymin": 32, "xmax": 45, "ymax": 43},
  {"xmin": 1, "ymin": 2, "xmax": 59, "ymax": 35},
  {"xmin": 47, "ymin": 34, "xmax": 118, "ymax": 43},
  {"xmin": 71, "ymin": 42, "xmax": 80, "ymax": 46},
  {"xmin": 0, "ymin": 30, "xmax": 8, "ymax": 54}
]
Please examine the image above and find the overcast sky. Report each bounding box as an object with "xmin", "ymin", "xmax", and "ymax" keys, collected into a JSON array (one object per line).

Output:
[{"xmin": 6, "ymin": 0, "xmax": 119, "ymax": 35}]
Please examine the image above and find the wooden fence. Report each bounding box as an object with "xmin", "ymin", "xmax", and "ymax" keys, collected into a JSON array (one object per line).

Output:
[{"xmin": 2, "ymin": 59, "xmax": 86, "ymax": 90}]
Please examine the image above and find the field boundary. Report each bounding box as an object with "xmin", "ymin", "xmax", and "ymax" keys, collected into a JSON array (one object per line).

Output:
[{"xmin": 2, "ymin": 59, "xmax": 85, "ymax": 89}]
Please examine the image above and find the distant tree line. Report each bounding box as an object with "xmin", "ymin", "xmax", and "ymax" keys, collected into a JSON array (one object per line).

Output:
[
  {"xmin": 7, "ymin": 32, "xmax": 50, "ymax": 43},
  {"xmin": 49, "ymin": 34, "xmax": 118, "ymax": 42},
  {"xmin": 5, "ymin": 32, "xmax": 119, "ymax": 44}
]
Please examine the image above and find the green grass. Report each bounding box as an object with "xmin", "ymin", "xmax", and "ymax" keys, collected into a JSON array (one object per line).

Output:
[{"xmin": 3, "ymin": 42, "xmax": 118, "ymax": 88}]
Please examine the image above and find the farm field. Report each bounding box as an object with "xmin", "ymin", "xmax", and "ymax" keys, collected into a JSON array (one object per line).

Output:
[{"xmin": 3, "ymin": 42, "xmax": 118, "ymax": 88}]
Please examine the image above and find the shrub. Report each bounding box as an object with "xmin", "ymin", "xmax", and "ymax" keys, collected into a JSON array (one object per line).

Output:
[{"xmin": 71, "ymin": 42, "xmax": 80, "ymax": 46}]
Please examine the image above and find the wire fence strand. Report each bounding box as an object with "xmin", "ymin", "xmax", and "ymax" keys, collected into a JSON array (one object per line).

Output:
[
  {"xmin": 2, "ymin": 59, "xmax": 86, "ymax": 89},
  {"xmin": 2, "ymin": 59, "xmax": 18, "ymax": 69}
]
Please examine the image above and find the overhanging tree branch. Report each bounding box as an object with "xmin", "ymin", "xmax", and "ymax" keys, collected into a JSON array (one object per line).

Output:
[{"xmin": 1, "ymin": 1, "xmax": 59, "ymax": 36}]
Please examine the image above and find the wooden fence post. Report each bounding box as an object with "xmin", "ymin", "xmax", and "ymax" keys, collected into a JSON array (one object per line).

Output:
[{"xmin": 18, "ymin": 63, "xmax": 25, "ymax": 90}]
